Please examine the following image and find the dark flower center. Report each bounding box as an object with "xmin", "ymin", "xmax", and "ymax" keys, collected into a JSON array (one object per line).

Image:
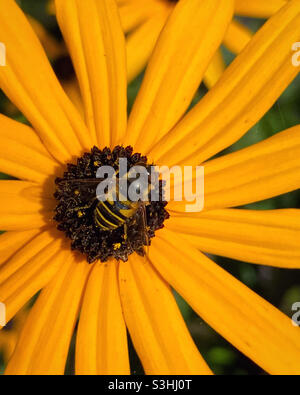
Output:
[{"xmin": 54, "ymin": 146, "xmax": 169, "ymax": 263}]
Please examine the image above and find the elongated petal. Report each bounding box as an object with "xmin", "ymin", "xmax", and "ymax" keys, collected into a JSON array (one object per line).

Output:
[
  {"xmin": 0, "ymin": 307, "xmax": 28, "ymax": 362},
  {"xmin": 203, "ymin": 50, "xmax": 225, "ymax": 90},
  {"xmin": 56, "ymin": 0, "xmax": 127, "ymax": 147},
  {"xmin": 223, "ymin": 19, "xmax": 252, "ymax": 54},
  {"xmin": 0, "ymin": 234, "xmax": 63, "ymax": 327},
  {"xmin": 168, "ymin": 125, "xmax": 300, "ymax": 213},
  {"xmin": 0, "ymin": 0, "xmax": 92, "ymax": 162},
  {"xmin": 61, "ymin": 79, "xmax": 84, "ymax": 117},
  {"xmin": 0, "ymin": 115, "xmax": 59, "ymax": 183},
  {"xmin": 76, "ymin": 261, "xmax": 129, "ymax": 375},
  {"xmin": 126, "ymin": 0, "xmax": 234, "ymax": 152},
  {"xmin": 48, "ymin": 0, "xmax": 55, "ymax": 15},
  {"xmin": 0, "ymin": 230, "xmax": 58, "ymax": 283},
  {"xmin": 126, "ymin": 12, "xmax": 169, "ymax": 83},
  {"xmin": 167, "ymin": 209, "xmax": 300, "ymax": 268},
  {"xmin": 150, "ymin": 230, "xmax": 300, "ymax": 375},
  {"xmin": 5, "ymin": 254, "xmax": 91, "ymax": 375},
  {"xmin": 0, "ymin": 230, "xmax": 41, "ymax": 266},
  {"xmin": 151, "ymin": 0, "xmax": 300, "ymax": 166},
  {"xmin": 118, "ymin": 0, "xmax": 167, "ymax": 33},
  {"xmin": 0, "ymin": 181, "xmax": 55, "ymax": 230},
  {"xmin": 235, "ymin": 0, "xmax": 287, "ymax": 18},
  {"xmin": 203, "ymin": 125, "xmax": 300, "ymax": 209},
  {"xmin": 119, "ymin": 255, "xmax": 212, "ymax": 375},
  {"xmin": 27, "ymin": 15, "xmax": 64, "ymax": 60}
]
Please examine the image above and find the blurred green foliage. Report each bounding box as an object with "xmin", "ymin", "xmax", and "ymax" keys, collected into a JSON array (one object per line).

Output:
[{"xmin": 0, "ymin": 2, "xmax": 299, "ymax": 375}]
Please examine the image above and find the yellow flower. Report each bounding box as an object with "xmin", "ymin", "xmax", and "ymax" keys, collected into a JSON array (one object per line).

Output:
[
  {"xmin": 117, "ymin": 0, "xmax": 288, "ymax": 86},
  {"xmin": 0, "ymin": 0, "xmax": 299, "ymax": 375}
]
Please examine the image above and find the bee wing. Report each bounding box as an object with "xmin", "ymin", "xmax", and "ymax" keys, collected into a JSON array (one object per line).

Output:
[
  {"xmin": 123, "ymin": 203, "xmax": 149, "ymax": 257},
  {"xmin": 137, "ymin": 203, "xmax": 150, "ymax": 257}
]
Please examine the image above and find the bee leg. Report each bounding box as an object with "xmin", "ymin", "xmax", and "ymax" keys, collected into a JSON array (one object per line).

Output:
[
  {"xmin": 77, "ymin": 204, "xmax": 93, "ymax": 210},
  {"xmin": 123, "ymin": 223, "xmax": 128, "ymax": 241},
  {"xmin": 123, "ymin": 222, "xmax": 134, "ymax": 253},
  {"xmin": 67, "ymin": 201, "xmax": 95, "ymax": 213}
]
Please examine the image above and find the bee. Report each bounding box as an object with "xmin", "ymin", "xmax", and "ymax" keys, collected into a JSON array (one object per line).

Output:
[{"xmin": 56, "ymin": 164, "xmax": 152, "ymax": 255}]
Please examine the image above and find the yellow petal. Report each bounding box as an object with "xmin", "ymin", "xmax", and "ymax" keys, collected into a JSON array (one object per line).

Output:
[
  {"xmin": 150, "ymin": 230, "xmax": 300, "ymax": 375},
  {"xmin": 0, "ymin": 230, "xmax": 41, "ymax": 266},
  {"xmin": 0, "ymin": 307, "xmax": 28, "ymax": 363},
  {"xmin": 126, "ymin": 0, "xmax": 234, "ymax": 152},
  {"xmin": 0, "ymin": 234, "xmax": 64, "ymax": 327},
  {"xmin": 235, "ymin": 0, "xmax": 287, "ymax": 18},
  {"xmin": 0, "ymin": 0, "xmax": 91, "ymax": 163},
  {"xmin": 223, "ymin": 19, "xmax": 252, "ymax": 54},
  {"xmin": 167, "ymin": 208, "xmax": 300, "ymax": 268},
  {"xmin": 168, "ymin": 124, "xmax": 300, "ymax": 213},
  {"xmin": 119, "ymin": 255, "xmax": 212, "ymax": 375},
  {"xmin": 55, "ymin": 0, "xmax": 127, "ymax": 147},
  {"xmin": 0, "ymin": 332, "xmax": 18, "ymax": 363},
  {"xmin": 151, "ymin": 0, "xmax": 300, "ymax": 166},
  {"xmin": 0, "ymin": 230, "xmax": 58, "ymax": 284},
  {"xmin": 119, "ymin": 0, "xmax": 167, "ymax": 33},
  {"xmin": 76, "ymin": 261, "xmax": 130, "ymax": 375},
  {"xmin": 27, "ymin": 15, "xmax": 65, "ymax": 60},
  {"xmin": 126, "ymin": 12, "xmax": 169, "ymax": 83},
  {"xmin": 5, "ymin": 253, "xmax": 91, "ymax": 375},
  {"xmin": 203, "ymin": 49, "xmax": 226, "ymax": 90},
  {"xmin": 0, "ymin": 114, "xmax": 59, "ymax": 183},
  {"xmin": 61, "ymin": 78, "xmax": 84, "ymax": 118},
  {"xmin": 47, "ymin": 0, "xmax": 55, "ymax": 15},
  {"xmin": 0, "ymin": 181, "xmax": 55, "ymax": 230},
  {"xmin": 203, "ymin": 124, "xmax": 300, "ymax": 209}
]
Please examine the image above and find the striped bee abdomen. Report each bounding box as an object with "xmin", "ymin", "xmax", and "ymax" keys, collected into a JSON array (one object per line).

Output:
[{"xmin": 94, "ymin": 199, "xmax": 138, "ymax": 231}]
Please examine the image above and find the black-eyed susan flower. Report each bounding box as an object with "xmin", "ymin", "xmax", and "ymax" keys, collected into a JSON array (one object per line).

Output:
[
  {"xmin": 0, "ymin": 0, "xmax": 300, "ymax": 375},
  {"xmin": 117, "ymin": 0, "xmax": 288, "ymax": 86}
]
